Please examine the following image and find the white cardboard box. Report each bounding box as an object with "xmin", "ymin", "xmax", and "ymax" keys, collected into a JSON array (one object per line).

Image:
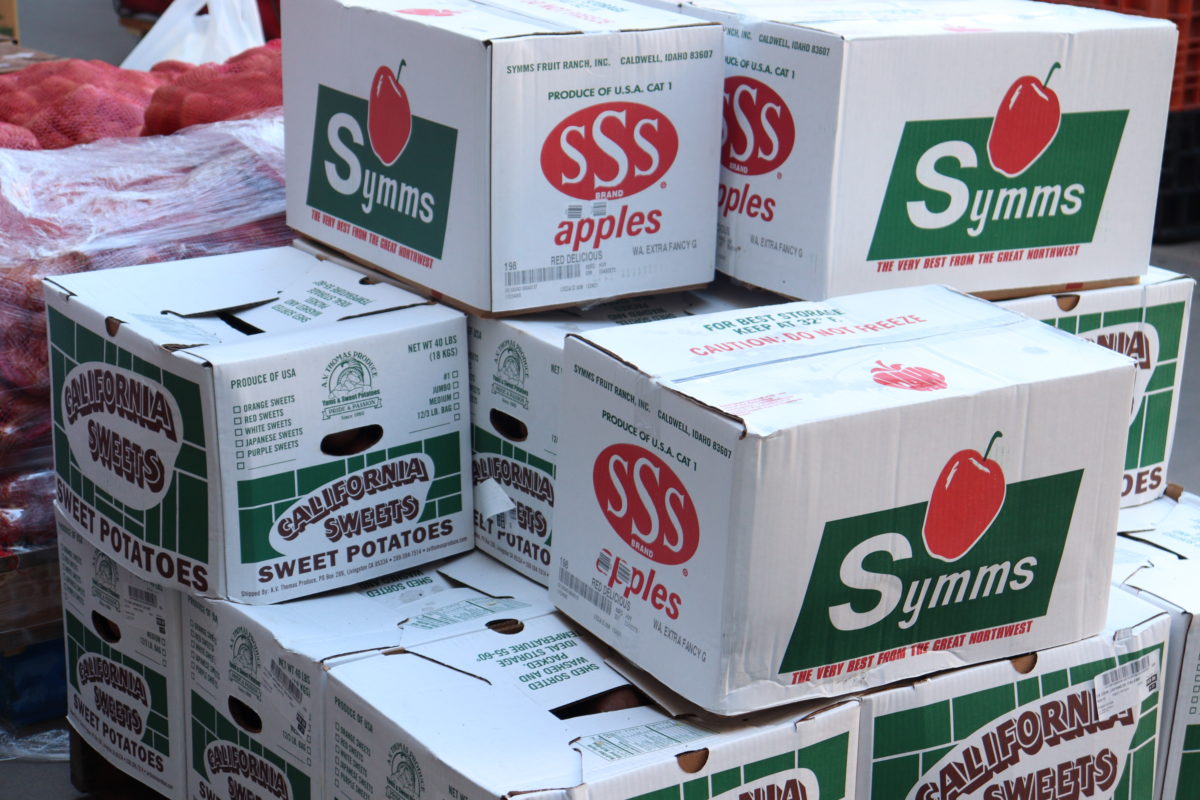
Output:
[
  {"xmin": 859, "ymin": 586, "xmax": 1169, "ymax": 800},
  {"xmin": 58, "ymin": 507, "xmax": 186, "ymax": 799},
  {"xmin": 1118, "ymin": 560, "xmax": 1200, "ymax": 800},
  {"xmin": 1112, "ymin": 534, "xmax": 1182, "ymax": 585},
  {"xmin": 326, "ymin": 606, "xmax": 860, "ymax": 800},
  {"xmin": 1000, "ymin": 267, "xmax": 1194, "ymax": 507},
  {"xmin": 646, "ymin": 0, "xmax": 1175, "ymax": 300},
  {"xmin": 184, "ymin": 551, "xmax": 550, "ymax": 800},
  {"xmin": 46, "ymin": 245, "xmax": 472, "ymax": 604},
  {"xmin": 553, "ymin": 284, "xmax": 1135, "ymax": 713},
  {"xmin": 470, "ymin": 283, "xmax": 783, "ymax": 585},
  {"xmin": 284, "ymin": 0, "xmax": 723, "ymax": 315}
]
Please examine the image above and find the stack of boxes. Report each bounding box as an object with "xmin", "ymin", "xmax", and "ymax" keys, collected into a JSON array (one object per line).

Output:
[{"xmin": 43, "ymin": 0, "xmax": 1200, "ymax": 798}]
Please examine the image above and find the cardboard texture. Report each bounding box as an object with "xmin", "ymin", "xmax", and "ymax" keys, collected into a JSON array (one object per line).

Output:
[
  {"xmin": 283, "ymin": 0, "xmax": 723, "ymax": 314},
  {"xmin": 1119, "ymin": 560, "xmax": 1200, "ymax": 800},
  {"xmin": 45, "ymin": 244, "xmax": 472, "ymax": 604},
  {"xmin": 1112, "ymin": 534, "xmax": 1181, "ymax": 585},
  {"xmin": 470, "ymin": 282, "xmax": 782, "ymax": 585},
  {"xmin": 184, "ymin": 551, "xmax": 550, "ymax": 800},
  {"xmin": 552, "ymin": 284, "xmax": 1135, "ymax": 714},
  {"xmin": 1000, "ymin": 267, "xmax": 1195, "ymax": 507},
  {"xmin": 859, "ymin": 587, "xmax": 1170, "ymax": 800},
  {"xmin": 1122, "ymin": 492, "xmax": 1200, "ymax": 561},
  {"xmin": 326, "ymin": 606, "xmax": 860, "ymax": 800},
  {"xmin": 642, "ymin": 0, "xmax": 1175, "ymax": 301},
  {"xmin": 57, "ymin": 508, "xmax": 186, "ymax": 799}
]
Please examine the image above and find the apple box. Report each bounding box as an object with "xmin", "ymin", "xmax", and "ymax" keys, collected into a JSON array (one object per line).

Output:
[
  {"xmin": 283, "ymin": 0, "xmax": 723, "ymax": 315},
  {"xmin": 57, "ymin": 507, "xmax": 186, "ymax": 799},
  {"xmin": 325, "ymin": 606, "xmax": 860, "ymax": 800},
  {"xmin": 552, "ymin": 284, "xmax": 1136, "ymax": 713},
  {"xmin": 999, "ymin": 267, "xmax": 1194, "ymax": 507},
  {"xmin": 858, "ymin": 586, "xmax": 1169, "ymax": 800},
  {"xmin": 639, "ymin": 0, "xmax": 1175, "ymax": 300},
  {"xmin": 1121, "ymin": 557, "xmax": 1200, "ymax": 800},
  {"xmin": 185, "ymin": 551, "xmax": 550, "ymax": 800},
  {"xmin": 470, "ymin": 286, "xmax": 783, "ymax": 585},
  {"xmin": 45, "ymin": 244, "xmax": 472, "ymax": 605},
  {"xmin": 1112, "ymin": 534, "xmax": 1181, "ymax": 585}
]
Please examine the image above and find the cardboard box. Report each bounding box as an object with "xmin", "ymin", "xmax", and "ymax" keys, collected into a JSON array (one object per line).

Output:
[
  {"xmin": 185, "ymin": 551, "xmax": 548, "ymax": 800},
  {"xmin": 46, "ymin": 245, "xmax": 472, "ymax": 604},
  {"xmin": 1000, "ymin": 267, "xmax": 1194, "ymax": 507},
  {"xmin": 859, "ymin": 586, "xmax": 1169, "ymax": 800},
  {"xmin": 1112, "ymin": 534, "xmax": 1181, "ymax": 584},
  {"xmin": 283, "ymin": 0, "xmax": 723, "ymax": 315},
  {"xmin": 1119, "ymin": 560, "xmax": 1200, "ymax": 800},
  {"xmin": 326, "ymin": 606, "xmax": 860, "ymax": 800},
  {"xmin": 470, "ymin": 285, "xmax": 783, "ymax": 584},
  {"xmin": 553, "ymin": 284, "xmax": 1135, "ymax": 713},
  {"xmin": 0, "ymin": 1, "xmax": 19, "ymax": 43},
  {"xmin": 645, "ymin": 0, "xmax": 1175, "ymax": 300},
  {"xmin": 1118, "ymin": 490, "xmax": 1200, "ymax": 562},
  {"xmin": 58, "ymin": 508, "xmax": 186, "ymax": 799}
]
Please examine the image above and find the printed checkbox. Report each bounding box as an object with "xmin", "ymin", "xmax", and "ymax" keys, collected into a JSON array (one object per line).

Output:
[
  {"xmin": 234, "ymin": 416, "xmax": 242, "ymax": 424},
  {"xmin": 236, "ymin": 440, "xmax": 244, "ymax": 447},
  {"xmin": 235, "ymin": 429, "xmax": 243, "ymax": 436},
  {"xmin": 237, "ymin": 451, "xmax": 245, "ymax": 459},
  {"xmin": 237, "ymin": 462, "xmax": 245, "ymax": 470},
  {"xmin": 233, "ymin": 405, "xmax": 241, "ymax": 413},
  {"xmin": 454, "ymin": 413, "xmax": 461, "ymax": 421}
]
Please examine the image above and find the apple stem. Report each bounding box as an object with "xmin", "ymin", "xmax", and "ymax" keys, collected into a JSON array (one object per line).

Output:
[
  {"xmin": 982, "ymin": 430, "xmax": 1003, "ymax": 461},
  {"xmin": 398, "ymin": 59, "xmax": 407, "ymax": 78},
  {"xmin": 1044, "ymin": 62, "xmax": 1061, "ymax": 87}
]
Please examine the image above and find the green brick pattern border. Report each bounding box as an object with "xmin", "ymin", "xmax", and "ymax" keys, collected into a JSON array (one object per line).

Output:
[
  {"xmin": 630, "ymin": 731, "xmax": 850, "ymax": 800},
  {"xmin": 64, "ymin": 610, "xmax": 172, "ymax": 757},
  {"xmin": 1174, "ymin": 725, "xmax": 1200, "ymax": 799},
  {"xmin": 871, "ymin": 644, "xmax": 1165, "ymax": 800},
  {"xmin": 472, "ymin": 426, "xmax": 556, "ymax": 478},
  {"xmin": 190, "ymin": 692, "xmax": 312, "ymax": 800},
  {"xmin": 48, "ymin": 307, "xmax": 211, "ymax": 563},
  {"xmin": 1046, "ymin": 301, "xmax": 1186, "ymax": 471},
  {"xmin": 236, "ymin": 432, "xmax": 463, "ymax": 563}
]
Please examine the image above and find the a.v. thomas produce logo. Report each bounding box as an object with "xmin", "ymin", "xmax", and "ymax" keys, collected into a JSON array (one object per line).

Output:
[
  {"xmin": 307, "ymin": 61, "xmax": 457, "ymax": 261},
  {"xmin": 322, "ymin": 350, "xmax": 382, "ymax": 420},
  {"xmin": 781, "ymin": 431, "xmax": 1082, "ymax": 673},
  {"xmin": 868, "ymin": 64, "xmax": 1127, "ymax": 261},
  {"xmin": 386, "ymin": 742, "xmax": 424, "ymax": 800}
]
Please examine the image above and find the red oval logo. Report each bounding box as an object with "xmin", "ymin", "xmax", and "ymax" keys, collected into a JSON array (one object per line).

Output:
[
  {"xmin": 541, "ymin": 102, "xmax": 679, "ymax": 201},
  {"xmin": 721, "ymin": 77, "xmax": 795, "ymax": 176},
  {"xmin": 593, "ymin": 443, "xmax": 699, "ymax": 565}
]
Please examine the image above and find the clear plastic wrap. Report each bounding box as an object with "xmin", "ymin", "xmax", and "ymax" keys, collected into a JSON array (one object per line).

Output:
[{"xmin": 0, "ymin": 108, "xmax": 291, "ymax": 550}]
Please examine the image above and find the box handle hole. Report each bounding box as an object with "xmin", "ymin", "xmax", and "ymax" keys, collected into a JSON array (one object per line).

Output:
[
  {"xmin": 228, "ymin": 696, "xmax": 264, "ymax": 733},
  {"xmin": 90, "ymin": 611, "xmax": 121, "ymax": 644},
  {"xmin": 676, "ymin": 749, "xmax": 710, "ymax": 773},
  {"xmin": 489, "ymin": 409, "xmax": 528, "ymax": 442},
  {"xmin": 1010, "ymin": 653, "xmax": 1038, "ymax": 674},
  {"xmin": 485, "ymin": 618, "xmax": 524, "ymax": 635},
  {"xmin": 1055, "ymin": 295, "xmax": 1081, "ymax": 312},
  {"xmin": 321, "ymin": 424, "xmax": 383, "ymax": 456}
]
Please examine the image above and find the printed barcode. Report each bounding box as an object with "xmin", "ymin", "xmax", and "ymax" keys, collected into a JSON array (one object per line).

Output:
[
  {"xmin": 596, "ymin": 551, "xmax": 630, "ymax": 584},
  {"xmin": 505, "ymin": 263, "xmax": 582, "ymax": 288},
  {"xmin": 1101, "ymin": 654, "xmax": 1155, "ymax": 688},
  {"xmin": 270, "ymin": 659, "xmax": 304, "ymax": 705},
  {"xmin": 128, "ymin": 586, "xmax": 158, "ymax": 607},
  {"xmin": 560, "ymin": 568, "xmax": 612, "ymax": 616}
]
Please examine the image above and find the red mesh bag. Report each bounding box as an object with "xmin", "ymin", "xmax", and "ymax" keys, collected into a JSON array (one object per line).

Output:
[{"xmin": 143, "ymin": 40, "xmax": 282, "ymax": 136}]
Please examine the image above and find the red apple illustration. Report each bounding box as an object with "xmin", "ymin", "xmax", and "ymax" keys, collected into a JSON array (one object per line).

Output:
[
  {"xmin": 871, "ymin": 360, "xmax": 947, "ymax": 392},
  {"xmin": 923, "ymin": 431, "xmax": 1006, "ymax": 562},
  {"xmin": 987, "ymin": 63, "xmax": 1062, "ymax": 178},
  {"xmin": 367, "ymin": 60, "xmax": 412, "ymax": 167}
]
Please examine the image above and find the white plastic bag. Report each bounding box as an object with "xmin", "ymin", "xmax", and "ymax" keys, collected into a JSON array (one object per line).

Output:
[{"xmin": 120, "ymin": 0, "xmax": 265, "ymax": 71}]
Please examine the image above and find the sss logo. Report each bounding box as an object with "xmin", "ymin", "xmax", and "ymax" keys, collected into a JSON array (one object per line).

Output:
[
  {"xmin": 541, "ymin": 102, "xmax": 678, "ymax": 200},
  {"xmin": 593, "ymin": 444, "xmax": 699, "ymax": 565},
  {"xmin": 721, "ymin": 76, "xmax": 794, "ymax": 175}
]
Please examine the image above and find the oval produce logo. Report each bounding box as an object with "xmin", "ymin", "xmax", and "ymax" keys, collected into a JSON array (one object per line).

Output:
[
  {"xmin": 593, "ymin": 443, "xmax": 698, "ymax": 565},
  {"xmin": 721, "ymin": 76, "xmax": 795, "ymax": 175},
  {"xmin": 541, "ymin": 102, "xmax": 678, "ymax": 200}
]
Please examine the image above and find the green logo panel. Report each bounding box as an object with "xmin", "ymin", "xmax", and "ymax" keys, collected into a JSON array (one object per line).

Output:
[
  {"xmin": 868, "ymin": 111, "xmax": 1127, "ymax": 260},
  {"xmin": 781, "ymin": 470, "xmax": 1082, "ymax": 673},
  {"xmin": 307, "ymin": 85, "xmax": 457, "ymax": 260}
]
